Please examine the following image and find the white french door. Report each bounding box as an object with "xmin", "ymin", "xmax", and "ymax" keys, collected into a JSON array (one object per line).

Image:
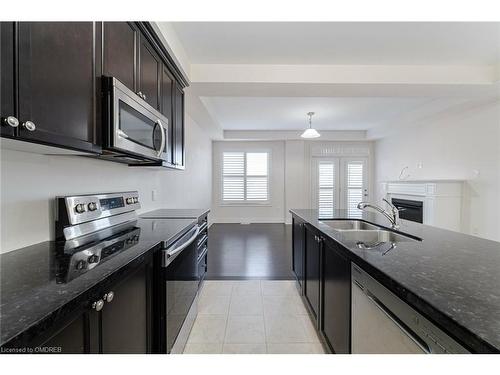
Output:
[{"xmin": 312, "ymin": 157, "xmax": 368, "ymax": 218}]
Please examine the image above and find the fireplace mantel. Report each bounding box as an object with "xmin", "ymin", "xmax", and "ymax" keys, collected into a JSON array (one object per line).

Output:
[{"xmin": 381, "ymin": 180, "xmax": 464, "ymax": 231}]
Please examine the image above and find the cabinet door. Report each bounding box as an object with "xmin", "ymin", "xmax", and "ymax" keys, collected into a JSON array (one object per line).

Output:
[
  {"xmin": 17, "ymin": 22, "xmax": 97, "ymax": 152},
  {"xmin": 322, "ymin": 241, "xmax": 351, "ymax": 353},
  {"xmin": 40, "ymin": 313, "xmax": 89, "ymax": 354},
  {"xmin": 101, "ymin": 262, "xmax": 152, "ymax": 354},
  {"xmin": 138, "ymin": 35, "xmax": 161, "ymax": 110},
  {"xmin": 102, "ymin": 22, "xmax": 138, "ymax": 92},
  {"xmin": 1, "ymin": 22, "xmax": 15, "ymax": 138},
  {"xmin": 292, "ymin": 218, "xmax": 305, "ymax": 289},
  {"xmin": 173, "ymin": 84, "xmax": 185, "ymax": 168},
  {"xmin": 161, "ymin": 66, "xmax": 174, "ymax": 164},
  {"xmin": 304, "ymin": 226, "xmax": 321, "ymax": 324}
]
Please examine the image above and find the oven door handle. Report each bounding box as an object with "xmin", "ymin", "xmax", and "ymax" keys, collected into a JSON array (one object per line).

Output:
[
  {"xmin": 165, "ymin": 226, "xmax": 200, "ymax": 260},
  {"xmin": 156, "ymin": 119, "xmax": 166, "ymax": 158}
]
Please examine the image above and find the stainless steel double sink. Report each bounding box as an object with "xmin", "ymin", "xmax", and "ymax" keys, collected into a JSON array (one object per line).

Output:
[{"xmin": 319, "ymin": 219, "xmax": 420, "ymax": 249}]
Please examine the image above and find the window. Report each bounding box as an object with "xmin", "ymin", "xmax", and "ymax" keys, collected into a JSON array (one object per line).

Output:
[
  {"xmin": 318, "ymin": 161, "xmax": 336, "ymax": 218},
  {"xmin": 222, "ymin": 151, "xmax": 269, "ymax": 203}
]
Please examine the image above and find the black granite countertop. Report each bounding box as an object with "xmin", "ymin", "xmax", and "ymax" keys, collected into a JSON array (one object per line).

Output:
[
  {"xmin": 140, "ymin": 208, "xmax": 210, "ymax": 220},
  {"xmin": 0, "ymin": 217, "xmax": 196, "ymax": 347},
  {"xmin": 290, "ymin": 209, "xmax": 500, "ymax": 353}
]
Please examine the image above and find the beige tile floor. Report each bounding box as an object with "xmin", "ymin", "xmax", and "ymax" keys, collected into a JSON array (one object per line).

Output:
[{"xmin": 183, "ymin": 280, "xmax": 327, "ymax": 354}]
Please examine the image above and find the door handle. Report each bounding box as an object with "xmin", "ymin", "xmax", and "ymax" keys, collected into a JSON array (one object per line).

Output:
[
  {"xmin": 92, "ymin": 299, "xmax": 104, "ymax": 311},
  {"xmin": 3, "ymin": 116, "xmax": 19, "ymax": 128},
  {"xmin": 156, "ymin": 119, "xmax": 166, "ymax": 157},
  {"xmin": 22, "ymin": 121, "xmax": 36, "ymax": 131}
]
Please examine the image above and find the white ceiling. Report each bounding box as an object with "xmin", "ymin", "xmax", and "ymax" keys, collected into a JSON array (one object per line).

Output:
[
  {"xmin": 173, "ymin": 22, "xmax": 500, "ymax": 65},
  {"xmin": 200, "ymin": 96, "xmax": 456, "ymax": 131}
]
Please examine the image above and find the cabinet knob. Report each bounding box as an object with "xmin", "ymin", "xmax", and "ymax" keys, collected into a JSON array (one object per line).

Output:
[
  {"xmin": 3, "ymin": 116, "xmax": 19, "ymax": 128},
  {"xmin": 92, "ymin": 299, "xmax": 104, "ymax": 311},
  {"xmin": 137, "ymin": 91, "xmax": 143, "ymax": 98},
  {"xmin": 104, "ymin": 291, "xmax": 114, "ymax": 303},
  {"xmin": 22, "ymin": 120, "xmax": 36, "ymax": 132},
  {"xmin": 142, "ymin": 93, "xmax": 147, "ymax": 100}
]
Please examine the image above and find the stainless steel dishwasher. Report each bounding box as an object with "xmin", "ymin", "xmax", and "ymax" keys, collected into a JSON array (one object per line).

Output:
[{"xmin": 351, "ymin": 264, "xmax": 469, "ymax": 354}]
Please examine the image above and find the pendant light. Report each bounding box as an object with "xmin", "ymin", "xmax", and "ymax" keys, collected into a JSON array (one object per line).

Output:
[{"xmin": 301, "ymin": 111, "xmax": 321, "ymax": 139}]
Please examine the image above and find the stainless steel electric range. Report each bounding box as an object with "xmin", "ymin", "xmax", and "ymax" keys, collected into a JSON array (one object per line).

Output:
[{"xmin": 55, "ymin": 191, "xmax": 200, "ymax": 354}]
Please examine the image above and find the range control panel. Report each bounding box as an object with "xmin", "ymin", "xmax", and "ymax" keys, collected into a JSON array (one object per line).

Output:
[{"xmin": 57, "ymin": 191, "xmax": 141, "ymax": 226}]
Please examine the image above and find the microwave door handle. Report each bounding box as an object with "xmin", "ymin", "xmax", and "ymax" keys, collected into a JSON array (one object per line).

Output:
[{"xmin": 156, "ymin": 119, "xmax": 166, "ymax": 158}]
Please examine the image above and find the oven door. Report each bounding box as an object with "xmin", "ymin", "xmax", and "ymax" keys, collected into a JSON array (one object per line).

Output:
[
  {"xmin": 163, "ymin": 227, "xmax": 199, "ymax": 353},
  {"xmin": 107, "ymin": 77, "xmax": 169, "ymax": 162}
]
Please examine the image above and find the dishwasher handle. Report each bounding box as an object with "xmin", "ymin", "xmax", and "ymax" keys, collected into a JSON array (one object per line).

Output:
[{"xmin": 365, "ymin": 291, "xmax": 431, "ymax": 354}]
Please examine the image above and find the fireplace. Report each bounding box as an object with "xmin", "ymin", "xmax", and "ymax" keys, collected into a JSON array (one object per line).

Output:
[{"xmin": 391, "ymin": 198, "xmax": 423, "ymax": 224}]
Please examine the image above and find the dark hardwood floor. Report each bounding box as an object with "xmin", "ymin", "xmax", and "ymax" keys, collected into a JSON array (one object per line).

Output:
[{"xmin": 206, "ymin": 223, "xmax": 294, "ymax": 280}]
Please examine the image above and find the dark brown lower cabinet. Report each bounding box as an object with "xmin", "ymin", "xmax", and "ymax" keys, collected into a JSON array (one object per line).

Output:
[
  {"xmin": 22, "ymin": 256, "xmax": 154, "ymax": 354},
  {"xmin": 321, "ymin": 239, "xmax": 351, "ymax": 353},
  {"xmin": 101, "ymin": 262, "xmax": 152, "ymax": 353},
  {"xmin": 304, "ymin": 225, "xmax": 321, "ymax": 325},
  {"xmin": 292, "ymin": 217, "xmax": 305, "ymax": 290}
]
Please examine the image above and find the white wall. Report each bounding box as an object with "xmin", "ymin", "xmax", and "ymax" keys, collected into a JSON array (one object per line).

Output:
[
  {"xmin": 211, "ymin": 141, "xmax": 285, "ymax": 223},
  {"xmin": 284, "ymin": 141, "xmax": 307, "ymax": 224},
  {"xmin": 374, "ymin": 101, "xmax": 500, "ymax": 241},
  {"xmin": 0, "ymin": 114, "xmax": 212, "ymax": 253},
  {"xmin": 212, "ymin": 139, "xmax": 374, "ymax": 224}
]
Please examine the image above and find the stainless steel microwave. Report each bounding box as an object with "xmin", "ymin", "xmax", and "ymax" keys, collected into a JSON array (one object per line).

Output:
[{"xmin": 101, "ymin": 77, "xmax": 169, "ymax": 165}]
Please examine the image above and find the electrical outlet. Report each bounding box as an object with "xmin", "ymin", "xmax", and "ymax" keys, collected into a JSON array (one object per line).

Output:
[{"xmin": 152, "ymin": 189, "xmax": 158, "ymax": 202}]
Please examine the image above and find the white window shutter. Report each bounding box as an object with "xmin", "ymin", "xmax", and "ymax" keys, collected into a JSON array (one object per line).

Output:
[
  {"xmin": 318, "ymin": 162, "xmax": 335, "ymax": 218},
  {"xmin": 246, "ymin": 152, "xmax": 268, "ymax": 201},
  {"xmin": 347, "ymin": 162, "xmax": 364, "ymax": 217},
  {"xmin": 223, "ymin": 152, "xmax": 245, "ymax": 201},
  {"xmin": 222, "ymin": 151, "xmax": 269, "ymax": 202}
]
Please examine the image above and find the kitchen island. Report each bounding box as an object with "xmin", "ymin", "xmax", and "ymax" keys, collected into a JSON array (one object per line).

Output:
[{"xmin": 290, "ymin": 209, "xmax": 500, "ymax": 354}]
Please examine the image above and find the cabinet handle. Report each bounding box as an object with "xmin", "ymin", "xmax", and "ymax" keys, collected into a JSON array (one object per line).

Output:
[
  {"xmin": 22, "ymin": 121, "xmax": 36, "ymax": 132},
  {"xmin": 103, "ymin": 291, "xmax": 114, "ymax": 303},
  {"xmin": 92, "ymin": 299, "xmax": 104, "ymax": 311},
  {"xmin": 3, "ymin": 116, "xmax": 19, "ymax": 128}
]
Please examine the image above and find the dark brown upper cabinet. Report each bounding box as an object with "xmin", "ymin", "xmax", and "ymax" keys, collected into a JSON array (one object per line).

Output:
[
  {"xmin": 103, "ymin": 23, "xmax": 161, "ymax": 112},
  {"xmin": 0, "ymin": 22, "xmax": 15, "ymax": 138},
  {"xmin": 13, "ymin": 22, "xmax": 99, "ymax": 153},
  {"xmin": 161, "ymin": 65, "xmax": 174, "ymax": 164},
  {"xmin": 1, "ymin": 21, "xmax": 186, "ymax": 166},
  {"xmin": 138, "ymin": 34, "xmax": 161, "ymax": 111},
  {"xmin": 102, "ymin": 22, "xmax": 138, "ymax": 93},
  {"xmin": 173, "ymin": 83, "xmax": 185, "ymax": 168}
]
